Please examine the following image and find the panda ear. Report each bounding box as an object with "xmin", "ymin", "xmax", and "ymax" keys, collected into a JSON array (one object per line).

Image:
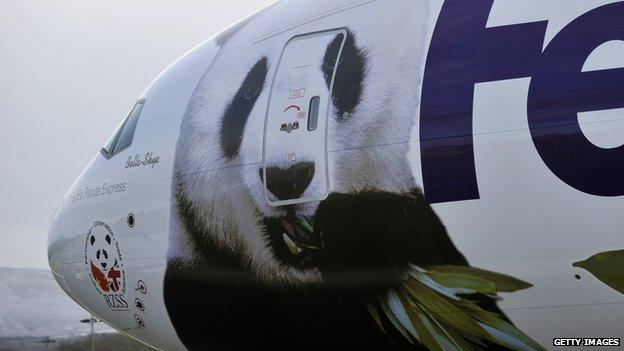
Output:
[
  {"xmin": 90, "ymin": 235, "xmax": 95, "ymax": 246},
  {"xmin": 105, "ymin": 235, "xmax": 111, "ymax": 245},
  {"xmin": 219, "ymin": 57, "xmax": 269, "ymax": 159},
  {"xmin": 322, "ymin": 29, "xmax": 367, "ymax": 121},
  {"xmin": 322, "ymin": 34, "xmax": 344, "ymax": 88}
]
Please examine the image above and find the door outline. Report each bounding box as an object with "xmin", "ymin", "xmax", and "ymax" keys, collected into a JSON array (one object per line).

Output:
[{"xmin": 262, "ymin": 28, "xmax": 347, "ymax": 207}]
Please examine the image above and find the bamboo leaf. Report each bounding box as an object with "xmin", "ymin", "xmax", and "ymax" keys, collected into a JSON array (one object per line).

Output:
[
  {"xmin": 412, "ymin": 298, "xmax": 481, "ymax": 351},
  {"xmin": 396, "ymin": 289, "xmax": 445, "ymax": 351},
  {"xmin": 377, "ymin": 295, "xmax": 414, "ymax": 343},
  {"xmin": 436, "ymin": 319, "xmax": 484, "ymax": 351},
  {"xmin": 370, "ymin": 265, "xmax": 544, "ymax": 351},
  {"xmin": 402, "ymin": 278, "xmax": 490, "ymax": 340},
  {"xmin": 427, "ymin": 265, "xmax": 533, "ymax": 292},
  {"xmin": 426, "ymin": 271, "xmax": 497, "ymax": 296},
  {"xmin": 408, "ymin": 270, "xmax": 461, "ymax": 300},
  {"xmin": 365, "ymin": 302, "xmax": 386, "ymax": 333},
  {"xmin": 387, "ymin": 290, "xmax": 421, "ymax": 339},
  {"xmin": 573, "ymin": 250, "xmax": 624, "ymax": 295},
  {"xmin": 295, "ymin": 216, "xmax": 314, "ymax": 234},
  {"xmin": 408, "ymin": 302, "xmax": 462, "ymax": 350},
  {"xmin": 462, "ymin": 307, "xmax": 545, "ymax": 351}
]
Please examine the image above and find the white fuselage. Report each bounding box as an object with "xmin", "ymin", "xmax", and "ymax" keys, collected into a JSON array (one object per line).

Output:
[{"xmin": 49, "ymin": 1, "xmax": 624, "ymax": 350}]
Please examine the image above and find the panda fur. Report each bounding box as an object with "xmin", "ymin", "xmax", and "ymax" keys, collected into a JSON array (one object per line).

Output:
[{"xmin": 165, "ymin": 1, "xmax": 512, "ymax": 350}]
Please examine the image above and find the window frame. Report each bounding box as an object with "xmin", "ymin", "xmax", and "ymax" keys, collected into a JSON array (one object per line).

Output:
[{"xmin": 100, "ymin": 99, "xmax": 145, "ymax": 159}]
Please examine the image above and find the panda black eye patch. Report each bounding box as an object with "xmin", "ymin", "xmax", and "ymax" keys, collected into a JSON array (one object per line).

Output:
[
  {"xmin": 321, "ymin": 30, "xmax": 367, "ymax": 121},
  {"xmin": 220, "ymin": 57, "xmax": 269, "ymax": 159}
]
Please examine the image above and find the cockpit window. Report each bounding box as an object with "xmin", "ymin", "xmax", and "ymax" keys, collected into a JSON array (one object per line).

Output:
[
  {"xmin": 102, "ymin": 125, "xmax": 121, "ymax": 155},
  {"xmin": 102, "ymin": 99, "xmax": 145, "ymax": 158}
]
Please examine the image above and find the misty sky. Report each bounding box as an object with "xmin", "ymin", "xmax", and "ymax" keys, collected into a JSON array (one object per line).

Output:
[{"xmin": 0, "ymin": 0, "xmax": 274, "ymax": 269}]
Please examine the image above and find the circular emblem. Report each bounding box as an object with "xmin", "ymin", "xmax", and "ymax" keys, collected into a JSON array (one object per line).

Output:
[{"xmin": 84, "ymin": 221, "xmax": 127, "ymax": 308}]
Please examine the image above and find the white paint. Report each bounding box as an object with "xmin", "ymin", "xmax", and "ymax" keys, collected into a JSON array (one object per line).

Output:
[
  {"xmin": 577, "ymin": 41, "xmax": 624, "ymax": 149},
  {"xmin": 579, "ymin": 108, "xmax": 624, "ymax": 149},
  {"xmin": 48, "ymin": 1, "xmax": 624, "ymax": 350},
  {"xmin": 582, "ymin": 40, "xmax": 624, "ymax": 72}
]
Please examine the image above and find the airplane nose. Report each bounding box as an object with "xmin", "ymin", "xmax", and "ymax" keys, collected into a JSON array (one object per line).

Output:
[{"xmin": 260, "ymin": 161, "xmax": 315, "ymax": 200}]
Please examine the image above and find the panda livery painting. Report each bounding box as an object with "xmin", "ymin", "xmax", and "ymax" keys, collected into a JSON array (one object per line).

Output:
[
  {"xmin": 165, "ymin": 1, "xmax": 539, "ymax": 350},
  {"xmin": 47, "ymin": 0, "xmax": 624, "ymax": 350}
]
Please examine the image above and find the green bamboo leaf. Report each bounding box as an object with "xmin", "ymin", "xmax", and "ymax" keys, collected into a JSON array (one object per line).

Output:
[
  {"xmin": 396, "ymin": 289, "xmax": 446, "ymax": 351},
  {"xmin": 410, "ymin": 296, "xmax": 482, "ymax": 351},
  {"xmin": 427, "ymin": 265, "xmax": 533, "ymax": 292},
  {"xmin": 365, "ymin": 302, "xmax": 386, "ymax": 333},
  {"xmin": 403, "ymin": 300, "xmax": 462, "ymax": 350},
  {"xmin": 295, "ymin": 216, "xmax": 314, "ymax": 234},
  {"xmin": 435, "ymin": 319, "xmax": 484, "ymax": 351},
  {"xmin": 426, "ymin": 271, "xmax": 497, "ymax": 296},
  {"xmin": 387, "ymin": 290, "xmax": 421, "ymax": 339},
  {"xmin": 377, "ymin": 295, "xmax": 415, "ymax": 343},
  {"xmin": 402, "ymin": 287, "xmax": 532, "ymax": 351},
  {"xmin": 436, "ymin": 298, "xmax": 518, "ymax": 349},
  {"xmin": 415, "ymin": 280, "xmax": 543, "ymax": 351},
  {"xmin": 573, "ymin": 250, "xmax": 624, "ymax": 295},
  {"xmin": 402, "ymin": 278, "xmax": 491, "ymax": 340},
  {"xmin": 370, "ymin": 265, "xmax": 544, "ymax": 351},
  {"xmin": 461, "ymin": 306, "xmax": 545, "ymax": 351},
  {"xmin": 408, "ymin": 270, "xmax": 462, "ymax": 300},
  {"xmin": 432, "ymin": 309, "xmax": 488, "ymax": 348}
]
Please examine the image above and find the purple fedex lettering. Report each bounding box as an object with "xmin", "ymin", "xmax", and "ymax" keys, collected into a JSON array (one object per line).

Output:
[
  {"xmin": 421, "ymin": 0, "xmax": 624, "ymax": 202},
  {"xmin": 420, "ymin": 0, "xmax": 547, "ymax": 203},
  {"xmin": 528, "ymin": 3, "xmax": 624, "ymax": 197}
]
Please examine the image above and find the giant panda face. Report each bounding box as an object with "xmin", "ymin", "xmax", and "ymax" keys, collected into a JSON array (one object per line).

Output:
[
  {"xmin": 86, "ymin": 226, "xmax": 116, "ymax": 273},
  {"xmin": 234, "ymin": 29, "xmax": 424, "ymax": 275},
  {"xmin": 238, "ymin": 31, "xmax": 372, "ymax": 216},
  {"xmin": 177, "ymin": 14, "xmax": 432, "ymax": 282}
]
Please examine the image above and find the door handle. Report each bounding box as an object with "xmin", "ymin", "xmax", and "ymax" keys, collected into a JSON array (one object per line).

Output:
[{"xmin": 307, "ymin": 96, "xmax": 320, "ymax": 131}]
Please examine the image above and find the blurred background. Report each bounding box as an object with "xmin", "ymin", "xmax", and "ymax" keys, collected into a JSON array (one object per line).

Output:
[{"xmin": 0, "ymin": 1, "xmax": 273, "ymax": 350}]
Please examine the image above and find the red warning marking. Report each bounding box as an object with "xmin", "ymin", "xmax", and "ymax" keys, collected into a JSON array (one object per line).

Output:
[
  {"xmin": 284, "ymin": 105, "xmax": 302, "ymax": 112},
  {"xmin": 289, "ymin": 88, "xmax": 305, "ymax": 99}
]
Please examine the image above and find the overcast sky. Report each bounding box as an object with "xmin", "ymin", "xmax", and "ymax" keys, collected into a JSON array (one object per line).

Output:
[{"xmin": 0, "ymin": 0, "xmax": 274, "ymax": 269}]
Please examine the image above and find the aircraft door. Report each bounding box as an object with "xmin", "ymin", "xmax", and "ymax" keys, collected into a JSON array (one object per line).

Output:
[{"xmin": 263, "ymin": 29, "xmax": 346, "ymax": 206}]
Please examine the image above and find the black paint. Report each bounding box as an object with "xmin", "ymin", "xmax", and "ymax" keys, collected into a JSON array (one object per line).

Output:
[
  {"xmin": 219, "ymin": 57, "xmax": 268, "ymax": 159},
  {"xmin": 167, "ymin": 185, "xmax": 510, "ymax": 350},
  {"xmin": 322, "ymin": 31, "xmax": 367, "ymax": 121},
  {"xmin": 261, "ymin": 162, "xmax": 315, "ymax": 201}
]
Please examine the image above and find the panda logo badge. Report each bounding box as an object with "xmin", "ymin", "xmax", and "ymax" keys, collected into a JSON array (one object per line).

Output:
[{"xmin": 84, "ymin": 221, "xmax": 128, "ymax": 311}]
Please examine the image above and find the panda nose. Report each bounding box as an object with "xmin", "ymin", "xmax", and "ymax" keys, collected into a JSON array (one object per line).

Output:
[{"xmin": 260, "ymin": 162, "xmax": 315, "ymax": 200}]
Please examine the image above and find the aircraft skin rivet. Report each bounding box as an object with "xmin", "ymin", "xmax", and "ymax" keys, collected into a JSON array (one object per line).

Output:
[
  {"xmin": 134, "ymin": 314, "xmax": 145, "ymax": 327},
  {"xmin": 135, "ymin": 280, "xmax": 147, "ymax": 294},
  {"xmin": 135, "ymin": 298, "xmax": 145, "ymax": 311},
  {"xmin": 127, "ymin": 213, "xmax": 135, "ymax": 228}
]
